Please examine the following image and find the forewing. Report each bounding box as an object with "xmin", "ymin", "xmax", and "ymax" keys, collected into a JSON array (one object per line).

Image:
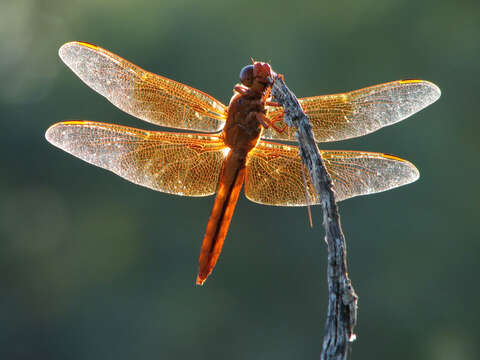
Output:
[
  {"xmin": 245, "ymin": 141, "xmax": 419, "ymax": 206},
  {"xmin": 262, "ymin": 80, "xmax": 441, "ymax": 142},
  {"xmin": 45, "ymin": 121, "xmax": 227, "ymax": 196},
  {"xmin": 59, "ymin": 42, "xmax": 227, "ymax": 132}
]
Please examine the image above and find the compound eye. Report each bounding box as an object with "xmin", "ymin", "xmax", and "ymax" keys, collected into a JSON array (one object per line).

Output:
[{"xmin": 239, "ymin": 64, "xmax": 254, "ymax": 87}]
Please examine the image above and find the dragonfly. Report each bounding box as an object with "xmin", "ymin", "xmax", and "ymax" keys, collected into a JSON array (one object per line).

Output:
[{"xmin": 46, "ymin": 42, "xmax": 440, "ymax": 285}]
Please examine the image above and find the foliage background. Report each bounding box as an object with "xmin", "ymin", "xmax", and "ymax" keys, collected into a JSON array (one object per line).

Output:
[{"xmin": 1, "ymin": 0, "xmax": 479, "ymax": 359}]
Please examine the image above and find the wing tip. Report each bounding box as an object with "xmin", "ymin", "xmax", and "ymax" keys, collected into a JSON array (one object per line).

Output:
[
  {"xmin": 383, "ymin": 153, "xmax": 420, "ymax": 185},
  {"xmin": 419, "ymin": 80, "xmax": 441, "ymax": 104},
  {"xmin": 58, "ymin": 42, "xmax": 76, "ymax": 61},
  {"xmin": 400, "ymin": 79, "xmax": 442, "ymax": 106},
  {"xmin": 351, "ymin": 153, "xmax": 420, "ymax": 201},
  {"xmin": 45, "ymin": 122, "xmax": 63, "ymax": 146},
  {"xmin": 405, "ymin": 160, "xmax": 420, "ymax": 184},
  {"xmin": 360, "ymin": 152, "xmax": 420, "ymax": 190},
  {"xmin": 45, "ymin": 121, "xmax": 88, "ymax": 147},
  {"xmin": 59, "ymin": 41, "xmax": 98, "ymax": 64}
]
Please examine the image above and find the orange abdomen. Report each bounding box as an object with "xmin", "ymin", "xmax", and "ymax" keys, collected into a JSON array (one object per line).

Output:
[{"xmin": 196, "ymin": 151, "xmax": 246, "ymax": 285}]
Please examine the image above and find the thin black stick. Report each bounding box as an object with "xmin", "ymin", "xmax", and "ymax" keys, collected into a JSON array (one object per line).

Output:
[{"xmin": 271, "ymin": 76, "xmax": 358, "ymax": 360}]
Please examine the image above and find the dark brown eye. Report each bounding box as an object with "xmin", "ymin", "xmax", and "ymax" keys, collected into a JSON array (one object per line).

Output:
[{"xmin": 239, "ymin": 65, "xmax": 254, "ymax": 87}]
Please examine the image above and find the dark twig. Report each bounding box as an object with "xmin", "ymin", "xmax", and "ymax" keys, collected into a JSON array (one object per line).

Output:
[{"xmin": 271, "ymin": 76, "xmax": 358, "ymax": 360}]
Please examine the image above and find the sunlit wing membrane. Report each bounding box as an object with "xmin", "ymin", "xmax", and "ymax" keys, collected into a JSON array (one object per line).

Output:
[
  {"xmin": 59, "ymin": 42, "xmax": 227, "ymax": 132},
  {"xmin": 245, "ymin": 141, "xmax": 419, "ymax": 206},
  {"xmin": 262, "ymin": 80, "xmax": 441, "ymax": 142},
  {"xmin": 45, "ymin": 121, "xmax": 227, "ymax": 196}
]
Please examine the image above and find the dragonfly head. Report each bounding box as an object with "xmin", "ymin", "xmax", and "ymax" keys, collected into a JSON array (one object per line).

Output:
[{"xmin": 239, "ymin": 61, "xmax": 276, "ymax": 88}]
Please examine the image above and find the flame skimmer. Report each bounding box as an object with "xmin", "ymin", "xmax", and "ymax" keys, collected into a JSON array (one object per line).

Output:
[{"xmin": 46, "ymin": 42, "xmax": 440, "ymax": 284}]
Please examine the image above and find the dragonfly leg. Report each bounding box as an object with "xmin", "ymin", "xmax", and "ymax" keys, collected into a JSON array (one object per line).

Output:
[
  {"xmin": 234, "ymin": 84, "xmax": 249, "ymax": 94},
  {"xmin": 257, "ymin": 113, "xmax": 288, "ymax": 134},
  {"xmin": 265, "ymin": 100, "xmax": 282, "ymax": 107},
  {"xmin": 270, "ymin": 119, "xmax": 288, "ymax": 134}
]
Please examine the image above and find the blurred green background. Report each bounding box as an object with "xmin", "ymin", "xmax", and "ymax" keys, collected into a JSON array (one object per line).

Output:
[{"xmin": 1, "ymin": 0, "xmax": 479, "ymax": 359}]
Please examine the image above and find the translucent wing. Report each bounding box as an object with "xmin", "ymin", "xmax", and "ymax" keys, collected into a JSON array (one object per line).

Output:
[
  {"xmin": 245, "ymin": 141, "xmax": 419, "ymax": 205},
  {"xmin": 45, "ymin": 121, "xmax": 227, "ymax": 196},
  {"xmin": 262, "ymin": 80, "xmax": 441, "ymax": 142},
  {"xmin": 59, "ymin": 42, "xmax": 227, "ymax": 132}
]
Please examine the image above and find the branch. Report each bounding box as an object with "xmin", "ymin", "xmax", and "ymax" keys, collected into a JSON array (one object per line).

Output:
[{"xmin": 271, "ymin": 77, "xmax": 358, "ymax": 360}]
